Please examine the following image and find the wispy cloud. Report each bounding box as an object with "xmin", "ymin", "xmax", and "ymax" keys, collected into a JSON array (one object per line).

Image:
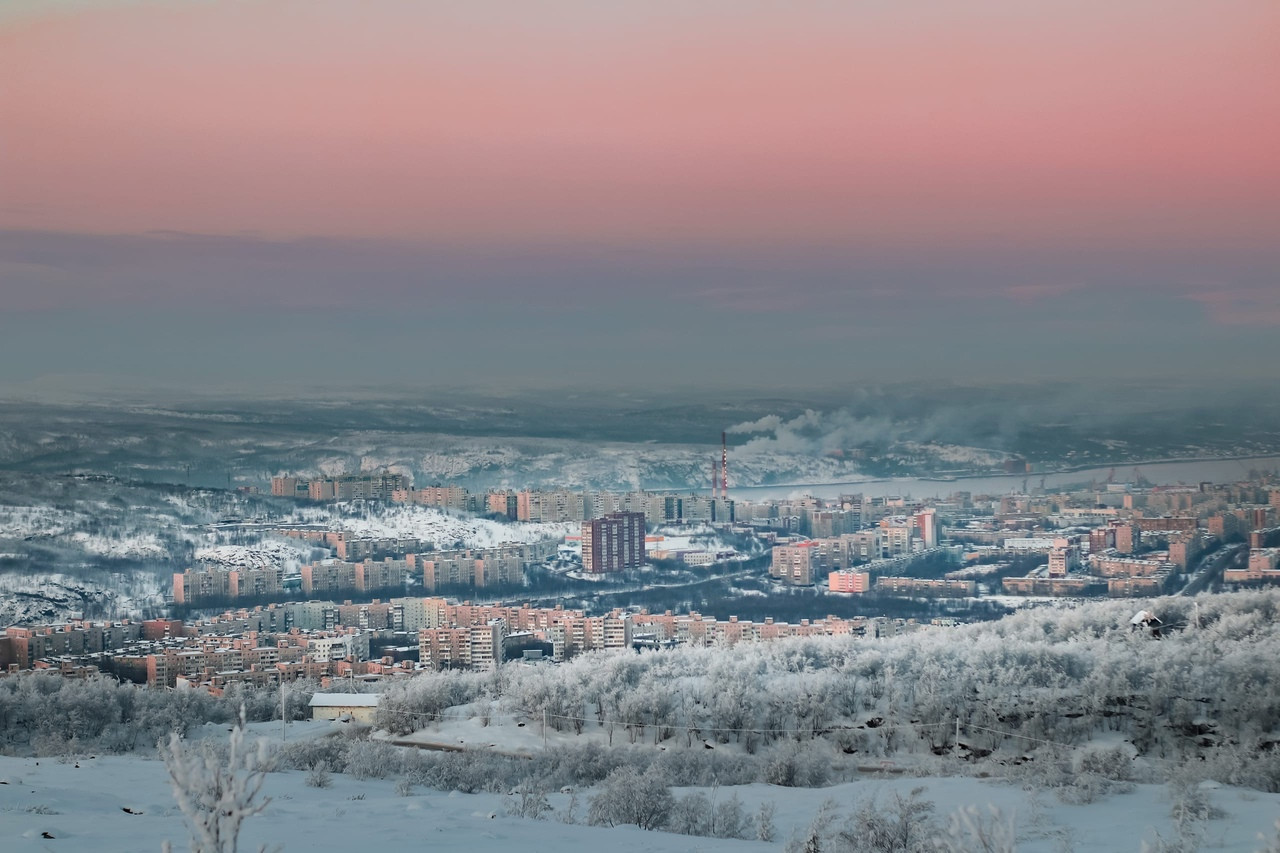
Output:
[{"xmin": 1185, "ymin": 288, "xmax": 1280, "ymax": 327}]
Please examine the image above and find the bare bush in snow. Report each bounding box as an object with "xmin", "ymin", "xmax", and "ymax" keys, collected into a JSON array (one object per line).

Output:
[
  {"xmin": 160, "ymin": 708, "xmax": 270, "ymax": 853},
  {"xmin": 931, "ymin": 805, "xmax": 1016, "ymax": 853}
]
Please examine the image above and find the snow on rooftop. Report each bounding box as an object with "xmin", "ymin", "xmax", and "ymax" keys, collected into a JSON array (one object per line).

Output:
[{"xmin": 308, "ymin": 693, "xmax": 379, "ymax": 707}]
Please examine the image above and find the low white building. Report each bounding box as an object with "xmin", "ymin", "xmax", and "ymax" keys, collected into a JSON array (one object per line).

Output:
[{"xmin": 308, "ymin": 693, "xmax": 379, "ymax": 724}]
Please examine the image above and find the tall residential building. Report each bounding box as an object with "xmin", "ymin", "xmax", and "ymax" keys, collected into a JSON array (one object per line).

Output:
[
  {"xmin": 1112, "ymin": 521, "xmax": 1140, "ymax": 554},
  {"xmin": 914, "ymin": 508, "xmax": 939, "ymax": 549},
  {"xmin": 770, "ymin": 543, "xmax": 815, "ymax": 585},
  {"xmin": 581, "ymin": 512, "xmax": 646, "ymax": 573}
]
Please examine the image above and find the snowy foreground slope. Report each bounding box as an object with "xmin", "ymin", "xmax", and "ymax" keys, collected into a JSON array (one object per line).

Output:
[
  {"xmin": 7, "ymin": 592, "xmax": 1280, "ymax": 850},
  {"xmin": 2, "ymin": 741, "xmax": 1278, "ymax": 852}
]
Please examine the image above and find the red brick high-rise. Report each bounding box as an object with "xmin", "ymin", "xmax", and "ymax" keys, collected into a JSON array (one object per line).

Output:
[{"xmin": 582, "ymin": 512, "xmax": 646, "ymax": 573}]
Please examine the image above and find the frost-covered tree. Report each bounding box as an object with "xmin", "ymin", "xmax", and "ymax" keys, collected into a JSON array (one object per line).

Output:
[
  {"xmin": 504, "ymin": 777, "xmax": 552, "ymax": 820},
  {"xmin": 837, "ymin": 787, "xmax": 936, "ymax": 853},
  {"xmin": 931, "ymin": 805, "xmax": 1016, "ymax": 853},
  {"xmin": 757, "ymin": 800, "xmax": 777, "ymax": 842},
  {"xmin": 161, "ymin": 708, "xmax": 271, "ymax": 853},
  {"xmin": 587, "ymin": 764, "xmax": 674, "ymax": 830}
]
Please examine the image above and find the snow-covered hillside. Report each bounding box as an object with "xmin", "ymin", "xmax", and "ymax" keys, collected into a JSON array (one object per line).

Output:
[
  {"xmin": 6, "ymin": 592, "xmax": 1280, "ymax": 850},
  {"xmin": 313, "ymin": 504, "xmax": 574, "ymax": 549},
  {"xmin": 0, "ymin": 571, "xmax": 164, "ymax": 625},
  {"xmin": 194, "ymin": 542, "xmax": 310, "ymax": 572}
]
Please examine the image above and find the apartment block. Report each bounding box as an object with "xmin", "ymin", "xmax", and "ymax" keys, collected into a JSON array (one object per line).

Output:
[
  {"xmin": 828, "ymin": 569, "xmax": 871, "ymax": 594},
  {"xmin": 273, "ymin": 473, "xmax": 409, "ymax": 502},
  {"xmin": 770, "ymin": 543, "xmax": 814, "ymax": 585},
  {"xmin": 875, "ymin": 577, "xmax": 975, "ymax": 597},
  {"xmin": 581, "ymin": 512, "xmax": 646, "ymax": 573}
]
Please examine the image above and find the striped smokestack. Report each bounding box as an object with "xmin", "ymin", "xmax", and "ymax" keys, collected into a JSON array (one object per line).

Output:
[{"xmin": 721, "ymin": 431, "xmax": 728, "ymax": 501}]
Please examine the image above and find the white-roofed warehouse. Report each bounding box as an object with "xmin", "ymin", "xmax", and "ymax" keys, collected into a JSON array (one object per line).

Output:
[{"xmin": 309, "ymin": 692, "xmax": 380, "ymax": 724}]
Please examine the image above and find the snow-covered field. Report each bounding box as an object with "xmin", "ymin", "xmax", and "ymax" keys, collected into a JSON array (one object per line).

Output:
[
  {"xmin": 0, "ymin": 749, "xmax": 757, "ymax": 852},
  {"xmin": 7, "ymin": 592, "xmax": 1280, "ymax": 850},
  {"xmin": 2, "ymin": 739, "xmax": 1277, "ymax": 853},
  {"xmin": 649, "ymin": 523, "xmax": 762, "ymax": 557}
]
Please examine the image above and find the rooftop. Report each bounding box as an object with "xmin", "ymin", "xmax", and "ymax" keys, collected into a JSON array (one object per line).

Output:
[{"xmin": 309, "ymin": 693, "xmax": 379, "ymax": 708}]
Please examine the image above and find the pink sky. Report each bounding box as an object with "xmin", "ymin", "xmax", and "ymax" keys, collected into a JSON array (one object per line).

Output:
[{"xmin": 3, "ymin": 0, "xmax": 1277, "ymax": 251}]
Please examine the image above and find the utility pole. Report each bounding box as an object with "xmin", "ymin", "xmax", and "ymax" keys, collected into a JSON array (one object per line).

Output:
[
  {"xmin": 955, "ymin": 717, "xmax": 961, "ymax": 750},
  {"xmin": 281, "ymin": 683, "xmax": 287, "ymax": 743}
]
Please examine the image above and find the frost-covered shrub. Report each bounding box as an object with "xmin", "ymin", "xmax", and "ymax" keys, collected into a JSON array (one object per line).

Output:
[
  {"xmin": 1141, "ymin": 828, "xmax": 1201, "ymax": 853},
  {"xmin": 30, "ymin": 732, "xmax": 77, "ymax": 757},
  {"xmin": 504, "ymin": 777, "xmax": 551, "ymax": 819},
  {"xmin": 665, "ymin": 790, "xmax": 753, "ymax": 839},
  {"xmin": 343, "ymin": 739, "xmax": 400, "ymax": 780},
  {"xmin": 757, "ymin": 801, "xmax": 776, "ymax": 842},
  {"xmin": 837, "ymin": 787, "xmax": 937, "ymax": 853},
  {"xmin": 1055, "ymin": 771, "xmax": 1135, "ymax": 805},
  {"xmin": 1173, "ymin": 743, "xmax": 1280, "ymax": 793},
  {"xmin": 161, "ymin": 709, "xmax": 270, "ymax": 853},
  {"xmin": 764, "ymin": 742, "xmax": 831, "ymax": 788},
  {"xmin": 375, "ymin": 670, "xmax": 489, "ymax": 736},
  {"xmin": 711, "ymin": 792, "xmax": 752, "ymax": 839},
  {"xmin": 0, "ymin": 673, "xmax": 283, "ymax": 758},
  {"xmin": 276, "ymin": 735, "xmax": 345, "ymax": 774},
  {"xmin": 787, "ymin": 788, "xmax": 939, "ymax": 853},
  {"xmin": 543, "ymin": 741, "xmax": 624, "ymax": 787},
  {"xmin": 650, "ymin": 747, "xmax": 760, "ymax": 787},
  {"xmin": 787, "ymin": 799, "xmax": 840, "ymax": 853},
  {"xmin": 404, "ymin": 749, "xmax": 509, "ymax": 793},
  {"xmin": 1076, "ymin": 744, "xmax": 1136, "ymax": 782},
  {"xmin": 668, "ymin": 792, "xmax": 711, "ymax": 836},
  {"xmin": 932, "ymin": 805, "xmax": 1016, "ymax": 853},
  {"xmin": 305, "ymin": 764, "xmax": 332, "ymax": 789},
  {"xmin": 1167, "ymin": 780, "xmax": 1225, "ymax": 827},
  {"xmin": 587, "ymin": 764, "xmax": 674, "ymax": 830}
]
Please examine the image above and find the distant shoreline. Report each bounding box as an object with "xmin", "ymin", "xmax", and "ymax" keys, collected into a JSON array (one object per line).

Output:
[{"xmin": 726, "ymin": 450, "xmax": 1280, "ymax": 495}]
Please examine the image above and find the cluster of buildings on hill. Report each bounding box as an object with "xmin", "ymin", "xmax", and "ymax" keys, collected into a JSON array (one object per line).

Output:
[
  {"xmin": 255, "ymin": 473, "xmax": 1280, "ymax": 604},
  {"xmin": 948, "ymin": 484, "xmax": 1280, "ymax": 597},
  {"xmin": 176, "ymin": 513, "xmax": 651, "ymax": 606},
  {"xmin": 270, "ymin": 475, "xmax": 737, "ymax": 524},
  {"xmin": 174, "ymin": 541, "xmax": 560, "ymax": 605},
  {"xmin": 760, "ymin": 482, "xmax": 1280, "ymax": 600},
  {"xmin": 271, "ymin": 473, "xmax": 410, "ymax": 501},
  {"xmin": 2, "ymin": 598, "xmax": 929, "ymax": 689},
  {"xmin": 1225, "ymin": 548, "xmax": 1280, "ymax": 583},
  {"xmin": 768, "ymin": 509, "xmax": 942, "ymax": 587}
]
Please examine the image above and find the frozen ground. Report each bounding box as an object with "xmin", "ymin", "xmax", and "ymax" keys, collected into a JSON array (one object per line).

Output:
[
  {"xmin": 2, "ymin": 744, "xmax": 1278, "ymax": 852},
  {"xmin": 0, "ymin": 572, "xmax": 164, "ymax": 625},
  {"xmin": 317, "ymin": 504, "xmax": 575, "ymax": 549},
  {"xmin": 194, "ymin": 542, "xmax": 310, "ymax": 572}
]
